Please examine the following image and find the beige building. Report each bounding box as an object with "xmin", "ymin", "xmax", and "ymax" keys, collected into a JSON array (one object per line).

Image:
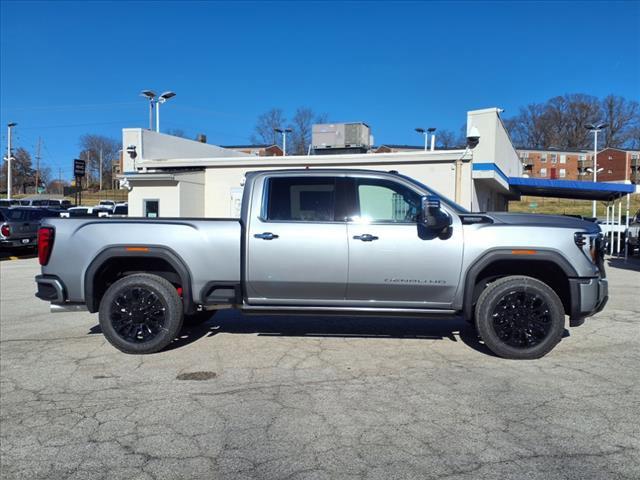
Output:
[{"xmin": 121, "ymin": 108, "xmax": 522, "ymax": 217}]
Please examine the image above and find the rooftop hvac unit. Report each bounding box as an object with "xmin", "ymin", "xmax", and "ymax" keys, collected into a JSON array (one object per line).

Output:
[{"xmin": 312, "ymin": 122, "xmax": 371, "ymax": 153}]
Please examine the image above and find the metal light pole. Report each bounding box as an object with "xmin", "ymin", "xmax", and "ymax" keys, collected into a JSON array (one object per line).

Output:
[
  {"xmin": 275, "ymin": 128, "xmax": 292, "ymax": 156},
  {"xmin": 156, "ymin": 91, "xmax": 176, "ymax": 133},
  {"xmin": 427, "ymin": 127, "xmax": 436, "ymax": 151},
  {"xmin": 585, "ymin": 122, "xmax": 608, "ymax": 217},
  {"xmin": 415, "ymin": 128, "xmax": 427, "ymax": 151},
  {"xmin": 6, "ymin": 122, "xmax": 16, "ymax": 200},
  {"xmin": 141, "ymin": 90, "xmax": 156, "ymax": 130}
]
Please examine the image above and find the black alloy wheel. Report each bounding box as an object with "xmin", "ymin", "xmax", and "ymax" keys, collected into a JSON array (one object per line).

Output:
[
  {"xmin": 475, "ymin": 275, "xmax": 565, "ymax": 360},
  {"xmin": 491, "ymin": 290, "xmax": 553, "ymax": 349},
  {"xmin": 110, "ymin": 286, "xmax": 167, "ymax": 343},
  {"xmin": 99, "ymin": 273, "xmax": 183, "ymax": 354}
]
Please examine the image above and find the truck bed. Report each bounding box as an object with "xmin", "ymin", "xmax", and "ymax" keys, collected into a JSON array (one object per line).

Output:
[{"xmin": 41, "ymin": 217, "xmax": 242, "ymax": 305}]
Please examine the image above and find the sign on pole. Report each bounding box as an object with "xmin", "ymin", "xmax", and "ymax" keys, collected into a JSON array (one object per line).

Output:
[{"xmin": 73, "ymin": 159, "xmax": 86, "ymax": 177}]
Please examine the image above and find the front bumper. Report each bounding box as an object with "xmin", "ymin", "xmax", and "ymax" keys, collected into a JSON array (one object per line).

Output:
[{"xmin": 569, "ymin": 277, "xmax": 608, "ymax": 327}]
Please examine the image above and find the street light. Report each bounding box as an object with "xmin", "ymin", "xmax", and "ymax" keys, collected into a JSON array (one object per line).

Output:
[
  {"xmin": 427, "ymin": 127, "xmax": 436, "ymax": 151},
  {"xmin": 415, "ymin": 128, "xmax": 427, "ymax": 151},
  {"xmin": 415, "ymin": 127, "xmax": 436, "ymax": 151},
  {"xmin": 156, "ymin": 91, "xmax": 176, "ymax": 133},
  {"xmin": 585, "ymin": 122, "xmax": 608, "ymax": 217},
  {"xmin": 5, "ymin": 122, "xmax": 17, "ymax": 200},
  {"xmin": 275, "ymin": 128, "xmax": 292, "ymax": 156},
  {"xmin": 140, "ymin": 90, "xmax": 156, "ymax": 130}
]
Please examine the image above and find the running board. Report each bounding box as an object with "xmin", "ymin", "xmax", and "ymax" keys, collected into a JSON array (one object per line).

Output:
[{"xmin": 241, "ymin": 305, "xmax": 458, "ymax": 317}]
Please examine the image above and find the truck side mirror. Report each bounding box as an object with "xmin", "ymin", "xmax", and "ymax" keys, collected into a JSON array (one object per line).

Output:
[{"xmin": 421, "ymin": 195, "xmax": 451, "ymax": 232}]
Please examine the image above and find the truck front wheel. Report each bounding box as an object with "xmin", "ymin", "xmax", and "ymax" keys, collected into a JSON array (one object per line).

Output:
[
  {"xmin": 98, "ymin": 273, "xmax": 184, "ymax": 354},
  {"xmin": 474, "ymin": 275, "xmax": 565, "ymax": 360}
]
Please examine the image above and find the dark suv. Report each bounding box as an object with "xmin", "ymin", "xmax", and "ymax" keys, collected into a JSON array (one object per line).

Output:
[{"xmin": 0, "ymin": 207, "xmax": 61, "ymax": 250}]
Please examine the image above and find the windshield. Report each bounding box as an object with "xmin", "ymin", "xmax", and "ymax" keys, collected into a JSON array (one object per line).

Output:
[{"xmin": 397, "ymin": 173, "xmax": 470, "ymax": 214}]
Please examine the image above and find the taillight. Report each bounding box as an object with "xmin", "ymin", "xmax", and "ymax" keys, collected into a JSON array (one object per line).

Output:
[
  {"xmin": 1, "ymin": 224, "xmax": 9, "ymax": 237},
  {"xmin": 38, "ymin": 227, "xmax": 55, "ymax": 266}
]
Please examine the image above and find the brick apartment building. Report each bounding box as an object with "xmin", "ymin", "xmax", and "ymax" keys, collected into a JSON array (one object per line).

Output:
[{"xmin": 517, "ymin": 147, "xmax": 640, "ymax": 183}]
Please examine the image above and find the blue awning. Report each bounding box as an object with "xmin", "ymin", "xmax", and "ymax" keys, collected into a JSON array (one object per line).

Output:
[
  {"xmin": 472, "ymin": 163, "xmax": 636, "ymax": 201},
  {"xmin": 508, "ymin": 177, "xmax": 636, "ymax": 201}
]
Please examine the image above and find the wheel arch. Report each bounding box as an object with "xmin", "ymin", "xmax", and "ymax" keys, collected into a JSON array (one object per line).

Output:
[
  {"xmin": 462, "ymin": 249, "xmax": 578, "ymax": 322},
  {"xmin": 84, "ymin": 245, "xmax": 194, "ymax": 314}
]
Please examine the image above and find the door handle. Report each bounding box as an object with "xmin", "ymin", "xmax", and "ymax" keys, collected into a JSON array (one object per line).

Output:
[
  {"xmin": 254, "ymin": 232, "xmax": 279, "ymax": 240},
  {"xmin": 353, "ymin": 233, "xmax": 379, "ymax": 242}
]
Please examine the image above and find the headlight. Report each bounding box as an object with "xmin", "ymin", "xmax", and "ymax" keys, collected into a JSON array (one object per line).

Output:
[{"xmin": 574, "ymin": 232, "xmax": 602, "ymax": 264}]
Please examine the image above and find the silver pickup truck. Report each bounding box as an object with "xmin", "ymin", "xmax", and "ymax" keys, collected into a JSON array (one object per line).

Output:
[{"xmin": 35, "ymin": 169, "xmax": 608, "ymax": 359}]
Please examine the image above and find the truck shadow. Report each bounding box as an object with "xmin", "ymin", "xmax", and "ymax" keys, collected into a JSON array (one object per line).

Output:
[
  {"xmin": 164, "ymin": 311, "xmax": 498, "ymax": 357},
  {"xmin": 607, "ymin": 256, "xmax": 640, "ymax": 272}
]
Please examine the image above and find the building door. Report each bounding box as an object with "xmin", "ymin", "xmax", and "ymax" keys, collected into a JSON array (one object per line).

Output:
[
  {"xmin": 550, "ymin": 167, "xmax": 557, "ymax": 179},
  {"xmin": 346, "ymin": 177, "xmax": 464, "ymax": 308},
  {"xmin": 246, "ymin": 176, "xmax": 349, "ymax": 303}
]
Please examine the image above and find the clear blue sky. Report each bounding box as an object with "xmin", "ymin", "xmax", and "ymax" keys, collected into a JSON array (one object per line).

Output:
[{"xmin": 1, "ymin": 0, "xmax": 639, "ymax": 180}]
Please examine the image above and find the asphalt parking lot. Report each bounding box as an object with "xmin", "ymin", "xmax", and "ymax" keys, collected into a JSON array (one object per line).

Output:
[{"xmin": 1, "ymin": 257, "xmax": 639, "ymax": 480}]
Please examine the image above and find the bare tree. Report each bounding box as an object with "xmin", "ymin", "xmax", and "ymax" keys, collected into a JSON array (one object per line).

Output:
[
  {"xmin": 165, "ymin": 128, "xmax": 187, "ymax": 139},
  {"xmin": 78, "ymin": 134, "xmax": 120, "ymax": 189},
  {"xmin": 505, "ymin": 93, "xmax": 639, "ymax": 150},
  {"xmin": 289, "ymin": 108, "xmax": 328, "ymax": 155},
  {"xmin": 504, "ymin": 103, "xmax": 549, "ymax": 148},
  {"xmin": 436, "ymin": 129, "xmax": 464, "ymax": 149},
  {"xmin": 6, "ymin": 148, "xmax": 36, "ymax": 194},
  {"xmin": 600, "ymin": 95, "xmax": 640, "ymax": 148},
  {"xmin": 250, "ymin": 108, "xmax": 286, "ymax": 145}
]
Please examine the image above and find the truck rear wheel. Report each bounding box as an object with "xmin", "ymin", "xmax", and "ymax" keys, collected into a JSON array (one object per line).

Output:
[
  {"xmin": 98, "ymin": 273, "xmax": 183, "ymax": 354},
  {"xmin": 474, "ymin": 275, "xmax": 565, "ymax": 360}
]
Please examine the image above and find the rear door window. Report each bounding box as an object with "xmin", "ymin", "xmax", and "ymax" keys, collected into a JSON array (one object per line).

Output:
[{"xmin": 266, "ymin": 177, "xmax": 336, "ymax": 222}]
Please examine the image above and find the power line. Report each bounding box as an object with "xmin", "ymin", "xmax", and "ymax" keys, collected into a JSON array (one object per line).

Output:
[{"xmin": 2, "ymin": 102, "xmax": 140, "ymax": 112}]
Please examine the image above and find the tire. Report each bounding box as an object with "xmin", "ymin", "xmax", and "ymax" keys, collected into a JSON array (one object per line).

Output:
[
  {"xmin": 474, "ymin": 275, "xmax": 565, "ymax": 360},
  {"xmin": 184, "ymin": 310, "xmax": 216, "ymax": 326},
  {"xmin": 98, "ymin": 273, "xmax": 183, "ymax": 354}
]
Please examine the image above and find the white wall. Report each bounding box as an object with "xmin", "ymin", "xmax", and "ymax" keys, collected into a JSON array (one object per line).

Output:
[
  {"xmin": 202, "ymin": 158, "xmax": 473, "ymax": 218},
  {"xmin": 129, "ymin": 180, "xmax": 180, "ymax": 217},
  {"xmin": 122, "ymin": 129, "xmax": 250, "ymax": 172},
  {"xmin": 467, "ymin": 108, "xmax": 521, "ymax": 177},
  {"xmin": 128, "ymin": 171, "xmax": 204, "ymax": 217}
]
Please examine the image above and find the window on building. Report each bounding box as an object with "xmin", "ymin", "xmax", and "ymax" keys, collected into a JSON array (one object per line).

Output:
[
  {"xmin": 579, "ymin": 154, "xmax": 586, "ymax": 161},
  {"xmin": 540, "ymin": 168, "xmax": 547, "ymax": 177},
  {"xmin": 632, "ymin": 154, "xmax": 639, "ymax": 160},
  {"xmin": 266, "ymin": 177, "xmax": 336, "ymax": 222},
  {"xmin": 551, "ymin": 154, "xmax": 557, "ymax": 163},
  {"xmin": 541, "ymin": 154, "xmax": 547, "ymax": 163},
  {"xmin": 143, "ymin": 199, "xmax": 159, "ymax": 218},
  {"xmin": 560, "ymin": 154, "xmax": 566, "ymax": 164},
  {"xmin": 356, "ymin": 178, "xmax": 421, "ymax": 223},
  {"xmin": 559, "ymin": 168, "xmax": 566, "ymax": 178}
]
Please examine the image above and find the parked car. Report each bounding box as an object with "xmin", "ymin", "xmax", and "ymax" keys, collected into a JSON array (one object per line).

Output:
[
  {"xmin": 60, "ymin": 206, "xmax": 111, "ymax": 218},
  {"xmin": 109, "ymin": 203, "xmax": 128, "ymax": 217},
  {"xmin": 627, "ymin": 209, "xmax": 640, "ymax": 255},
  {"xmin": 0, "ymin": 207, "xmax": 43, "ymax": 250},
  {"xmin": 35, "ymin": 169, "xmax": 608, "ymax": 360},
  {"xmin": 98, "ymin": 200, "xmax": 116, "ymax": 212},
  {"xmin": 17, "ymin": 199, "xmax": 72, "ymax": 209},
  {"xmin": 0, "ymin": 199, "xmax": 20, "ymax": 207}
]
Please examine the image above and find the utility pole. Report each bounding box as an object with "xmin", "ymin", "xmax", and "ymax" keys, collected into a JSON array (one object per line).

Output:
[
  {"xmin": 35, "ymin": 137, "xmax": 42, "ymax": 195},
  {"xmin": 6, "ymin": 122, "xmax": 17, "ymax": 200},
  {"xmin": 58, "ymin": 168, "xmax": 62, "ymax": 195},
  {"xmin": 99, "ymin": 148, "xmax": 103, "ymax": 191}
]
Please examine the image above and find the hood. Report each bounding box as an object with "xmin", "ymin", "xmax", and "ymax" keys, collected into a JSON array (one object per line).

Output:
[{"xmin": 487, "ymin": 212, "xmax": 601, "ymax": 234}]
